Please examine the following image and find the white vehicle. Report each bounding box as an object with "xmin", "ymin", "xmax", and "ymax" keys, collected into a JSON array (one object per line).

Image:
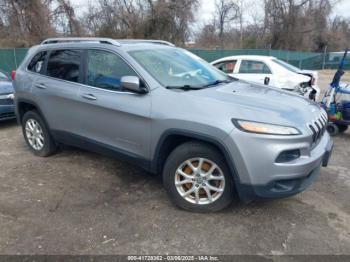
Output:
[{"xmin": 211, "ymin": 55, "xmax": 320, "ymax": 100}]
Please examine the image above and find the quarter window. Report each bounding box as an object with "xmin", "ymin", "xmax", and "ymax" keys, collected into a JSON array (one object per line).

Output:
[
  {"xmin": 239, "ymin": 60, "xmax": 271, "ymax": 74},
  {"xmin": 87, "ymin": 50, "xmax": 137, "ymax": 91},
  {"xmin": 28, "ymin": 51, "xmax": 47, "ymax": 74},
  {"xmin": 214, "ymin": 60, "xmax": 237, "ymax": 74},
  {"xmin": 47, "ymin": 49, "xmax": 82, "ymax": 82}
]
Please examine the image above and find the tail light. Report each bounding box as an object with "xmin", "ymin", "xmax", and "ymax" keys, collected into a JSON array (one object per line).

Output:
[{"xmin": 11, "ymin": 70, "xmax": 16, "ymax": 81}]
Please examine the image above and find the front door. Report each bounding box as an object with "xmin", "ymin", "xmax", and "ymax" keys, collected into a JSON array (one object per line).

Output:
[{"xmin": 77, "ymin": 49, "xmax": 152, "ymax": 159}]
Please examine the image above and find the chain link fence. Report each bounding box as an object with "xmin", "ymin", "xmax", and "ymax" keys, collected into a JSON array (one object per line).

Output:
[{"xmin": 0, "ymin": 48, "xmax": 348, "ymax": 76}]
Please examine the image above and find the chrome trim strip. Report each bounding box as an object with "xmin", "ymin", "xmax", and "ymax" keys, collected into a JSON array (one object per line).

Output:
[{"xmin": 24, "ymin": 70, "xmax": 141, "ymax": 96}]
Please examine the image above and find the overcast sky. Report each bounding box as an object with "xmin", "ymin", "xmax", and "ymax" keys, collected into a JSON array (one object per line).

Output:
[{"xmin": 72, "ymin": 0, "xmax": 350, "ymax": 25}]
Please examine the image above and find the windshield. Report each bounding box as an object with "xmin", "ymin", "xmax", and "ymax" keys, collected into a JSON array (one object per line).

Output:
[
  {"xmin": 0, "ymin": 71, "xmax": 8, "ymax": 81},
  {"xmin": 128, "ymin": 48, "xmax": 231, "ymax": 88},
  {"xmin": 272, "ymin": 59, "xmax": 300, "ymax": 73}
]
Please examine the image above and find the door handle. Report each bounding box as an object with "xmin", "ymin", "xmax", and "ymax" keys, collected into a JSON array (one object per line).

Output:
[
  {"xmin": 82, "ymin": 93, "xmax": 97, "ymax": 101},
  {"xmin": 35, "ymin": 83, "xmax": 46, "ymax": 89}
]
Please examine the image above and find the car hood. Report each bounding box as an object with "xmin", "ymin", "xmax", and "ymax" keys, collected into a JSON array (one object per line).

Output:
[
  {"xmin": 187, "ymin": 81, "xmax": 322, "ymax": 128},
  {"xmin": 0, "ymin": 81, "xmax": 14, "ymax": 94}
]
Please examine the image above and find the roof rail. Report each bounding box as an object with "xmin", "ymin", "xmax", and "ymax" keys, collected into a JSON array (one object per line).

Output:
[
  {"xmin": 116, "ymin": 39, "xmax": 175, "ymax": 46},
  {"xmin": 41, "ymin": 37, "xmax": 121, "ymax": 46}
]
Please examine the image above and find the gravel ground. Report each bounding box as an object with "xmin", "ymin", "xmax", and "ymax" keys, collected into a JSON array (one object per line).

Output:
[{"xmin": 0, "ymin": 71, "xmax": 350, "ymax": 255}]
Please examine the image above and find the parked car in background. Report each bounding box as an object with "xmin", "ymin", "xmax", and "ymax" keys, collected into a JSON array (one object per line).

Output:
[
  {"xmin": 211, "ymin": 55, "xmax": 320, "ymax": 100},
  {"xmin": 0, "ymin": 71, "xmax": 15, "ymax": 121},
  {"xmin": 14, "ymin": 38, "xmax": 332, "ymax": 212}
]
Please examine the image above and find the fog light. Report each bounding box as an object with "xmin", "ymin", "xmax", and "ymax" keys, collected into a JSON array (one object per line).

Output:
[{"xmin": 276, "ymin": 149, "xmax": 300, "ymax": 163}]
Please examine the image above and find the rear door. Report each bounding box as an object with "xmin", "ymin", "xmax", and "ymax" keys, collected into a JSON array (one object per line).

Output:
[
  {"xmin": 76, "ymin": 49, "xmax": 151, "ymax": 158},
  {"xmin": 235, "ymin": 60, "xmax": 273, "ymax": 85},
  {"xmin": 31, "ymin": 49, "xmax": 84, "ymax": 135}
]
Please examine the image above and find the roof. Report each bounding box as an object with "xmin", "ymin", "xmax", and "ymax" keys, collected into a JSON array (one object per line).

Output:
[{"xmin": 211, "ymin": 55, "xmax": 276, "ymax": 63}]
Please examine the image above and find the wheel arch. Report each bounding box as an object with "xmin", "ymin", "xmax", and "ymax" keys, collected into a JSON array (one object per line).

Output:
[
  {"xmin": 16, "ymin": 99, "xmax": 50, "ymax": 129},
  {"xmin": 152, "ymin": 129, "xmax": 241, "ymax": 184}
]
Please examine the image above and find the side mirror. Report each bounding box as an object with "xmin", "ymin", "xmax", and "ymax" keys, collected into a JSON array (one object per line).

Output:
[
  {"xmin": 121, "ymin": 76, "xmax": 147, "ymax": 94},
  {"xmin": 264, "ymin": 77, "xmax": 270, "ymax": 85}
]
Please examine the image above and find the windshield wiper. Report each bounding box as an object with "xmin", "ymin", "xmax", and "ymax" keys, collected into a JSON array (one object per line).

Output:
[
  {"xmin": 202, "ymin": 79, "xmax": 233, "ymax": 88},
  {"xmin": 165, "ymin": 85, "xmax": 204, "ymax": 91}
]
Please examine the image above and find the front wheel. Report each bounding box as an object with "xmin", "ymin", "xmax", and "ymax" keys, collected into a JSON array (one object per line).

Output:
[{"xmin": 163, "ymin": 142, "xmax": 235, "ymax": 212}]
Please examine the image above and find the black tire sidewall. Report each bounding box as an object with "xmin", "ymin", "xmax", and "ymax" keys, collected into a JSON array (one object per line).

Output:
[
  {"xmin": 22, "ymin": 111, "xmax": 56, "ymax": 157},
  {"xmin": 327, "ymin": 123, "xmax": 339, "ymax": 136},
  {"xmin": 337, "ymin": 124, "xmax": 348, "ymax": 133},
  {"xmin": 163, "ymin": 142, "xmax": 235, "ymax": 212}
]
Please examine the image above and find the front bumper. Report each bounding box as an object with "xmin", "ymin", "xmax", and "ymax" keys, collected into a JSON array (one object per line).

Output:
[
  {"xmin": 0, "ymin": 99, "xmax": 16, "ymax": 121},
  {"xmin": 225, "ymin": 129, "xmax": 333, "ymax": 201}
]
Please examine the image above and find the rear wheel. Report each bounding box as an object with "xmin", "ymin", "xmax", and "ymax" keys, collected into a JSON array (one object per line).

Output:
[
  {"xmin": 163, "ymin": 142, "xmax": 235, "ymax": 212},
  {"xmin": 336, "ymin": 124, "xmax": 348, "ymax": 133},
  {"xmin": 22, "ymin": 110, "xmax": 57, "ymax": 157}
]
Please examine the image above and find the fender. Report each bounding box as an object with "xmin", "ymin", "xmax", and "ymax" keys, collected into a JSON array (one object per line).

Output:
[{"xmin": 151, "ymin": 129, "xmax": 242, "ymax": 184}]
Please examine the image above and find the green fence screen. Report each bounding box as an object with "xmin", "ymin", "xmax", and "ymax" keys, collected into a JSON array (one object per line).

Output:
[
  {"xmin": 0, "ymin": 48, "xmax": 347, "ymax": 77},
  {"xmin": 0, "ymin": 48, "xmax": 28, "ymax": 76}
]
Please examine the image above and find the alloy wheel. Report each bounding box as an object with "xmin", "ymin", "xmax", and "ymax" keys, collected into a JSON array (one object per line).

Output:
[
  {"xmin": 174, "ymin": 157, "xmax": 225, "ymax": 205},
  {"xmin": 25, "ymin": 119, "xmax": 45, "ymax": 151}
]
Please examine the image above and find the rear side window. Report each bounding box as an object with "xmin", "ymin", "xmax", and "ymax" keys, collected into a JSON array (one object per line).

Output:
[
  {"xmin": 239, "ymin": 60, "xmax": 271, "ymax": 74},
  {"xmin": 87, "ymin": 50, "xmax": 137, "ymax": 91},
  {"xmin": 47, "ymin": 49, "xmax": 82, "ymax": 83},
  {"xmin": 28, "ymin": 51, "xmax": 47, "ymax": 74}
]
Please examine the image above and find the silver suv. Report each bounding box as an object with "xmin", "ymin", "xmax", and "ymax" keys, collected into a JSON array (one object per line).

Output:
[{"xmin": 13, "ymin": 38, "xmax": 333, "ymax": 212}]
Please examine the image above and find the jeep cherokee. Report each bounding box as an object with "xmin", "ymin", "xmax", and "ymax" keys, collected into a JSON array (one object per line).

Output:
[{"xmin": 13, "ymin": 38, "xmax": 333, "ymax": 212}]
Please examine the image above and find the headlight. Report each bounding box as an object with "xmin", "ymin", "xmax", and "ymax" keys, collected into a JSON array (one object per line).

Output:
[
  {"xmin": 0, "ymin": 94, "xmax": 15, "ymax": 100},
  {"xmin": 0, "ymin": 93, "xmax": 13, "ymax": 100},
  {"xmin": 232, "ymin": 119, "xmax": 301, "ymax": 135}
]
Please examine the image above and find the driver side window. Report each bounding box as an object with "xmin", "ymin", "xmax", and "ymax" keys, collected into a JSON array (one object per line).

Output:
[{"xmin": 87, "ymin": 50, "xmax": 137, "ymax": 91}]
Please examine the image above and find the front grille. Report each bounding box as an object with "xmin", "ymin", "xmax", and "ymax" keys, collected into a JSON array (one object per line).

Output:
[
  {"xmin": 0, "ymin": 98, "xmax": 14, "ymax": 105},
  {"xmin": 308, "ymin": 111, "xmax": 328, "ymax": 144}
]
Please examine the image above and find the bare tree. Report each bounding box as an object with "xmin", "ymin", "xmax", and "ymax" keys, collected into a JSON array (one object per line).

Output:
[
  {"xmin": 263, "ymin": 0, "xmax": 338, "ymax": 51},
  {"xmin": 0, "ymin": 0, "xmax": 349, "ymax": 52},
  {"xmin": 215, "ymin": 0, "xmax": 240, "ymax": 48},
  {"xmin": 0, "ymin": 0, "xmax": 54, "ymax": 46},
  {"xmin": 53, "ymin": 0, "xmax": 83, "ymax": 36}
]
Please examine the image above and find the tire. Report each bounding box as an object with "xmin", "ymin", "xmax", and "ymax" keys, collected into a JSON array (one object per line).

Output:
[
  {"xmin": 326, "ymin": 123, "xmax": 339, "ymax": 136},
  {"xmin": 336, "ymin": 124, "xmax": 348, "ymax": 133},
  {"xmin": 22, "ymin": 110, "xmax": 57, "ymax": 157},
  {"xmin": 162, "ymin": 141, "xmax": 235, "ymax": 212}
]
